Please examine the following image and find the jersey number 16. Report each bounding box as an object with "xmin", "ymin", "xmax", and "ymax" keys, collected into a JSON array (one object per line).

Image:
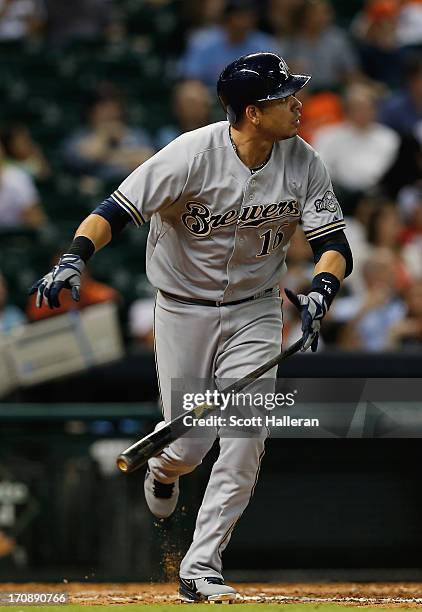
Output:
[{"xmin": 257, "ymin": 225, "xmax": 284, "ymax": 258}]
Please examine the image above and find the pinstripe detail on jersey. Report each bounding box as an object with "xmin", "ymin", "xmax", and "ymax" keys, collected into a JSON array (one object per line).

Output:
[
  {"xmin": 111, "ymin": 190, "xmax": 145, "ymax": 227},
  {"xmin": 304, "ymin": 219, "xmax": 346, "ymax": 241}
]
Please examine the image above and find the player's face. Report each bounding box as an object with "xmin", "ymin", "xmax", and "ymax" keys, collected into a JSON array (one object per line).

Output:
[{"xmin": 256, "ymin": 95, "xmax": 303, "ymax": 140}]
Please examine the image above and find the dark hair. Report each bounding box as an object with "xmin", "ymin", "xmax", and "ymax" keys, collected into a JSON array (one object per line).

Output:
[
  {"xmin": 0, "ymin": 123, "xmax": 25, "ymax": 157},
  {"xmin": 84, "ymin": 82, "xmax": 125, "ymax": 119},
  {"xmin": 366, "ymin": 202, "xmax": 396, "ymax": 245},
  {"xmin": 223, "ymin": 0, "xmax": 256, "ymax": 17},
  {"xmin": 405, "ymin": 53, "xmax": 422, "ymax": 82},
  {"xmin": 295, "ymin": 0, "xmax": 331, "ymax": 29}
]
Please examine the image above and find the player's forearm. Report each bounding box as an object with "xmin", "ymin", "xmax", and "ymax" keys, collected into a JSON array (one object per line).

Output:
[
  {"xmin": 314, "ymin": 250, "xmax": 346, "ymax": 282},
  {"xmin": 74, "ymin": 213, "xmax": 112, "ymax": 252}
]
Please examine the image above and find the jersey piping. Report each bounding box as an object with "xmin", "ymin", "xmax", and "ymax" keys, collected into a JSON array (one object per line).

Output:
[
  {"xmin": 111, "ymin": 189, "xmax": 146, "ymax": 227},
  {"xmin": 304, "ymin": 219, "xmax": 346, "ymax": 241}
]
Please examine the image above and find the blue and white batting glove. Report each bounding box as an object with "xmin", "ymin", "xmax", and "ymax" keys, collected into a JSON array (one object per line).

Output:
[
  {"xmin": 285, "ymin": 273, "xmax": 340, "ymax": 352},
  {"xmin": 284, "ymin": 288, "xmax": 328, "ymax": 352},
  {"xmin": 29, "ymin": 254, "xmax": 85, "ymax": 309}
]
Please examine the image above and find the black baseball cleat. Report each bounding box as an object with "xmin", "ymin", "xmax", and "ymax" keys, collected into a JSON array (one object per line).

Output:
[
  {"xmin": 144, "ymin": 468, "xmax": 179, "ymax": 518},
  {"xmin": 179, "ymin": 577, "xmax": 238, "ymax": 603}
]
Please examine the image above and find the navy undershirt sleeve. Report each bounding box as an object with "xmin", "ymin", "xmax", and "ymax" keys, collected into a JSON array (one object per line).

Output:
[
  {"xmin": 92, "ymin": 197, "xmax": 132, "ymax": 236},
  {"xmin": 309, "ymin": 230, "xmax": 353, "ymax": 278}
]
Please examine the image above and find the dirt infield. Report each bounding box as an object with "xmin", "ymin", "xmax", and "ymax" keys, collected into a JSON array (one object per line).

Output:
[{"xmin": 1, "ymin": 583, "xmax": 422, "ymax": 606}]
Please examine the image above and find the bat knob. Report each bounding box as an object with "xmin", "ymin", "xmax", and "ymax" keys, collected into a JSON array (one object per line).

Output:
[{"xmin": 116, "ymin": 455, "xmax": 130, "ymax": 472}]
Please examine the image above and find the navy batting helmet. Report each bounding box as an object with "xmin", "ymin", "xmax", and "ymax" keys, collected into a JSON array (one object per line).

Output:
[{"xmin": 217, "ymin": 52, "xmax": 311, "ymax": 125}]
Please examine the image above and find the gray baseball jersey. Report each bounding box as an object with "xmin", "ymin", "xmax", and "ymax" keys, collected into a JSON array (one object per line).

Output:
[{"xmin": 111, "ymin": 121, "xmax": 345, "ymax": 301}]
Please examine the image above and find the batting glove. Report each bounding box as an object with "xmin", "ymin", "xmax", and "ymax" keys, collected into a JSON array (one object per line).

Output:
[
  {"xmin": 29, "ymin": 254, "xmax": 85, "ymax": 309},
  {"xmin": 284, "ymin": 288, "xmax": 328, "ymax": 353}
]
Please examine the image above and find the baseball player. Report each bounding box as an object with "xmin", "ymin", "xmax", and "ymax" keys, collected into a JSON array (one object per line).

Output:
[{"xmin": 30, "ymin": 53, "xmax": 352, "ymax": 602}]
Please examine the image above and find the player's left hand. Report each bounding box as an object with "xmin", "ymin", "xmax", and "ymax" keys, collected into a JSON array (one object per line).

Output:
[{"xmin": 284, "ymin": 288, "xmax": 328, "ymax": 352}]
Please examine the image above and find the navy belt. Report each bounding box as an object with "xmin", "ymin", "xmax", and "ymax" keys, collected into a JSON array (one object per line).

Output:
[{"xmin": 160, "ymin": 287, "xmax": 279, "ymax": 307}]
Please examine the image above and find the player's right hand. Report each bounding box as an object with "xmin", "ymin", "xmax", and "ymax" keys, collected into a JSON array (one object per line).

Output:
[
  {"xmin": 29, "ymin": 254, "xmax": 85, "ymax": 309},
  {"xmin": 284, "ymin": 288, "xmax": 327, "ymax": 353}
]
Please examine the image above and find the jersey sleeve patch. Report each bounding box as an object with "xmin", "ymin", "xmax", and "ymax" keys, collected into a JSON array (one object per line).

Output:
[
  {"xmin": 314, "ymin": 190, "xmax": 339, "ymax": 213},
  {"xmin": 111, "ymin": 189, "xmax": 146, "ymax": 228},
  {"xmin": 304, "ymin": 219, "xmax": 346, "ymax": 241}
]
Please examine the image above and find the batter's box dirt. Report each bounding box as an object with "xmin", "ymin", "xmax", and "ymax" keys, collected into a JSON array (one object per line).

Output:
[{"xmin": 1, "ymin": 583, "xmax": 422, "ymax": 607}]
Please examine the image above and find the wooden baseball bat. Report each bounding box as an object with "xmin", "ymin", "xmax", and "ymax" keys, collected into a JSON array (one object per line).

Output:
[{"xmin": 116, "ymin": 338, "xmax": 303, "ymax": 474}]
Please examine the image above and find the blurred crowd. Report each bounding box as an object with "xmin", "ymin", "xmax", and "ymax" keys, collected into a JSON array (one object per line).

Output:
[{"xmin": 0, "ymin": 0, "xmax": 421, "ymax": 353}]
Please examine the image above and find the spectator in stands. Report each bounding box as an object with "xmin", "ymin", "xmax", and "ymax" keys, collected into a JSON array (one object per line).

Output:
[
  {"xmin": 313, "ymin": 83, "xmax": 400, "ymax": 194},
  {"xmin": 155, "ymin": 80, "xmax": 213, "ymax": 149},
  {"xmin": 353, "ymin": 0, "xmax": 403, "ymax": 89},
  {"xmin": 399, "ymin": 184, "xmax": 422, "ymax": 242},
  {"xmin": 0, "ymin": 123, "xmax": 50, "ymax": 181},
  {"xmin": 26, "ymin": 264, "xmax": 120, "ymax": 322},
  {"xmin": 297, "ymin": 89, "xmax": 344, "ymax": 144},
  {"xmin": 61, "ymin": 85, "xmax": 154, "ymax": 181},
  {"xmin": 367, "ymin": 201, "xmax": 403, "ymax": 249},
  {"xmin": 331, "ymin": 248, "xmax": 405, "ymax": 351},
  {"xmin": 341, "ymin": 208, "xmax": 372, "ymax": 296},
  {"xmin": 0, "ymin": 0, "xmax": 45, "ymax": 41},
  {"xmin": 0, "ymin": 530, "xmax": 15, "ymax": 557},
  {"xmin": 321, "ymin": 319, "xmax": 362, "ymax": 351},
  {"xmin": 379, "ymin": 54, "xmax": 422, "ymax": 142},
  {"xmin": 379, "ymin": 133, "xmax": 422, "ymax": 198},
  {"xmin": 388, "ymin": 280, "xmax": 422, "ymax": 349},
  {"xmin": 280, "ymin": 0, "xmax": 362, "ymax": 91},
  {"xmin": 44, "ymin": 0, "xmax": 117, "ymax": 47},
  {"xmin": 181, "ymin": 0, "xmax": 280, "ymax": 88},
  {"xmin": 265, "ymin": 0, "xmax": 305, "ymax": 39},
  {"xmin": 396, "ymin": 0, "xmax": 422, "ymax": 48},
  {"xmin": 398, "ymin": 184, "xmax": 422, "ymax": 279},
  {"xmin": 0, "ymin": 272, "xmax": 26, "ymax": 335},
  {"xmin": 184, "ymin": 0, "xmax": 226, "ymax": 29},
  {"xmin": 0, "ymin": 144, "xmax": 47, "ymax": 229},
  {"xmin": 366, "ymin": 202, "xmax": 411, "ymax": 292},
  {"xmin": 128, "ymin": 299, "xmax": 155, "ymax": 351}
]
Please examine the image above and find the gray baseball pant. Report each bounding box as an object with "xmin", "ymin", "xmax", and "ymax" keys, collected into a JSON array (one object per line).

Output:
[{"xmin": 149, "ymin": 290, "xmax": 282, "ymax": 579}]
